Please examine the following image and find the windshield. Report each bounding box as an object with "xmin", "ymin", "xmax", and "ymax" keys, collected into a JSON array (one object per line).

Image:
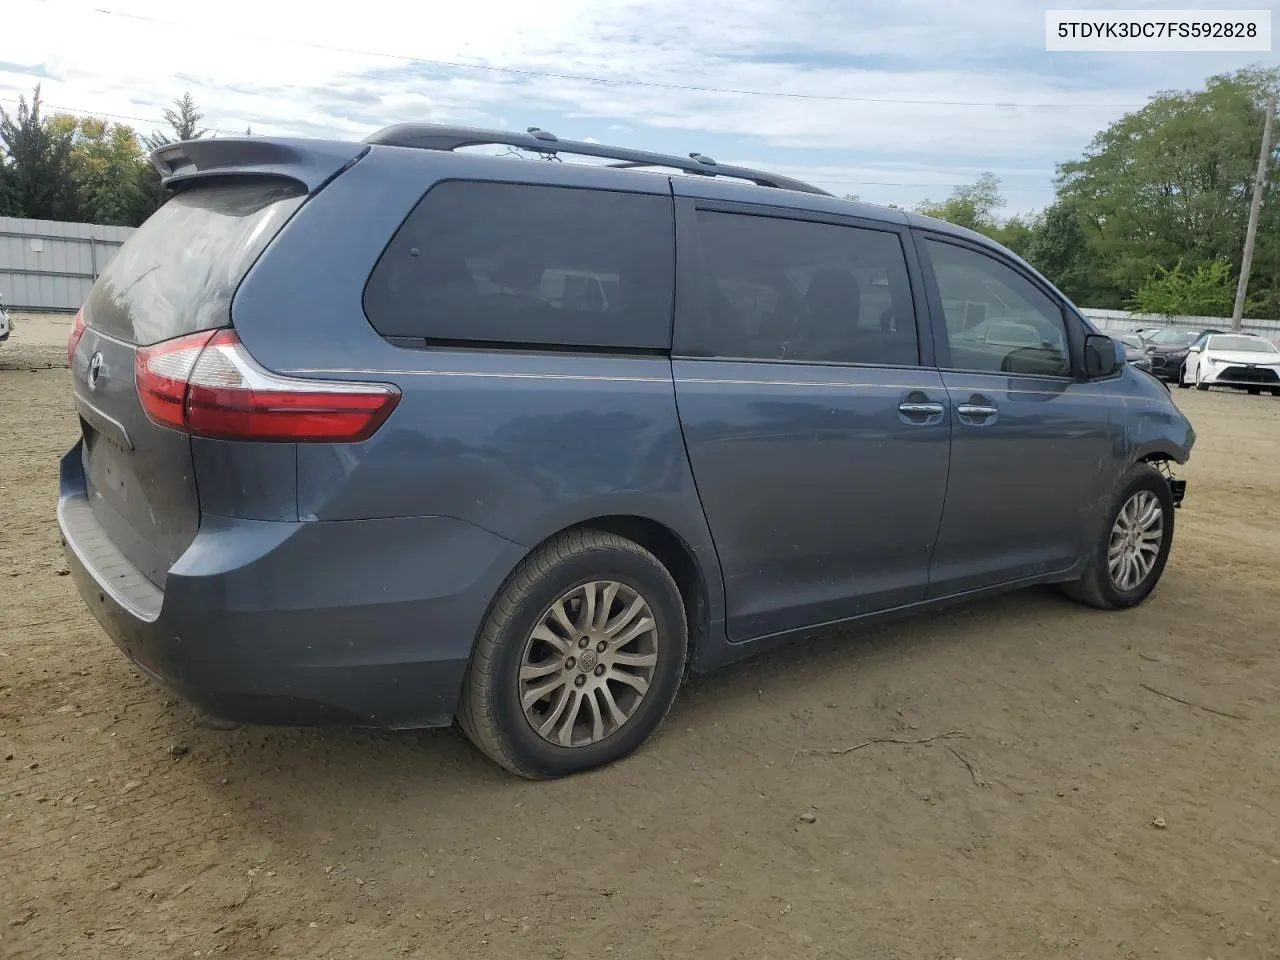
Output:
[
  {"xmin": 1145, "ymin": 329, "xmax": 1200, "ymax": 346},
  {"xmin": 1208, "ymin": 335, "xmax": 1278, "ymax": 354}
]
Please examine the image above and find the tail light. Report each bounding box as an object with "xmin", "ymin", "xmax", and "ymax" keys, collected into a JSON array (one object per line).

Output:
[
  {"xmin": 67, "ymin": 307, "xmax": 86, "ymax": 365},
  {"xmin": 135, "ymin": 329, "xmax": 400, "ymax": 442}
]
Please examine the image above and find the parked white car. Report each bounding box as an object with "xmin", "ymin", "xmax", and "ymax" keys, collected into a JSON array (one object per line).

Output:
[{"xmin": 1182, "ymin": 332, "xmax": 1280, "ymax": 394}]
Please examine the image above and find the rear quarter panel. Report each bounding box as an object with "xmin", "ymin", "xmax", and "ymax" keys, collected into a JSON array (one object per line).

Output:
[{"xmin": 229, "ymin": 146, "xmax": 724, "ymax": 617}]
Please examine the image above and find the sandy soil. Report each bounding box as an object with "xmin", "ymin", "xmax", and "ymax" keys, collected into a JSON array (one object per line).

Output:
[
  {"xmin": 3, "ymin": 313, "xmax": 75, "ymax": 352},
  {"xmin": 2, "ymin": 335, "xmax": 1278, "ymax": 959}
]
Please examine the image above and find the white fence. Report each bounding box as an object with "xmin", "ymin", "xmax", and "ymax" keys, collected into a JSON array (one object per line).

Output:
[
  {"xmin": 1080, "ymin": 307, "xmax": 1280, "ymax": 341},
  {"xmin": 0, "ymin": 216, "xmax": 132, "ymax": 313}
]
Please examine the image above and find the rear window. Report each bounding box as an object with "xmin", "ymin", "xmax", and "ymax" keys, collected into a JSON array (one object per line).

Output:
[
  {"xmin": 84, "ymin": 179, "xmax": 306, "ymax": 345},
  {"xmin": 362, "ymin": 181, "xmax": 675, "ymax": 350}
]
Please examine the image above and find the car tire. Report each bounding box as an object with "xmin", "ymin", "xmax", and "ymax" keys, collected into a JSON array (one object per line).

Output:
[
  {"xmin": 1248, "ymin": 387, "xmax": 1262, "ymax": 395},
  {"xmin": 1176, "ymin": 365, "xmax": 1191, "ymax": 388},
  {"xmin": 1061, "ymin": 463, "xmax": 1175, "ymax": 611},
  {"xmin": 457, "ymin": 528, "xmax": 687, "ymax": 779}
]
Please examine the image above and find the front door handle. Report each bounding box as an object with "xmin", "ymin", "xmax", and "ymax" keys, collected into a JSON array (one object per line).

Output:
[{"xmin": 899, "ymin": 402, "xmax": 945, "ymax": 417}]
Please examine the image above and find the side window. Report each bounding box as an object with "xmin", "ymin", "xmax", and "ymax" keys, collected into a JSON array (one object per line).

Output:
[
  {"xmin": 926, "ymin": 239, "xmax": 1072, "ymax": 378},
  {"xmin": 683, "ymin": 210, "xmax": 919, "ymax": 366},
  {"xmin": 363, "ymin": 182, "xmax": 674, "ymax": 350}
]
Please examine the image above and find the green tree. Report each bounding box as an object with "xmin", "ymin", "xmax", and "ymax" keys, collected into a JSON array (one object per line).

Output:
[
  {"xmin": 51, "ymin": 115, "xmax": 152, "ymax": 227},
  {"xmin": 988, "ymin": 213, "xmax": 1038, "ymax": 259},
  {"xmin": 1024, "ymin": 202, "xmax": 1118, "ymax": 306},
  {"xmin": 915, "ymin": 172, "xmax": 1004, "ymax": 232},
  {"xmin": 136, "ymin": 93, "xmax": 210, "ymax": 225},
  {"xmin": 1056, "ymin": 66, "xmax": 1280, "ymax": 315},
  {"xmin": 142, "ymin": 92, "xmax": 208, "ymax": 151},
  {"xmin": 1127, "ymin": 260, "xmax": 1235, "ymax": 317},
  {"xmin": 0, "ymin": 151, "xmax": 14, "ymax": 216},
  {"xmin": 0, "ymin": 85, "xmax": 78, "ymax": 220}
]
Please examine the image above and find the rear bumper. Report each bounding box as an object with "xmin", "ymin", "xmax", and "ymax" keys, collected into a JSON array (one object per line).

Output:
[{"xmin": 58, "ymin": 443, "xmax": 525, "ymax": 728}]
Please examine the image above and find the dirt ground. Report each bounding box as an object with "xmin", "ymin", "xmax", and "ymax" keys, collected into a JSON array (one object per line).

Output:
[{"xmin": 2, "ymin": 320, "xmax": 1278, "ymax": 960}]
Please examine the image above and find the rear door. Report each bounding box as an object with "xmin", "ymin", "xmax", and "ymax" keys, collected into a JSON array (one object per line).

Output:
[
  {"xmin": 671, "ymin": 197, "xmax": 950, "ymax": 641},
  {"xmin": 916, "ymin": 233, "xmax": 1122, "ymax": 596},
  {"xmin": 72, "ymin": 178, "xmax": 308, "ymax": 587}
]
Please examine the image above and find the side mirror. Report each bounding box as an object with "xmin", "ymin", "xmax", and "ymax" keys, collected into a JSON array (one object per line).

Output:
[{"xmin": 1084, "ymin": 333, "xmax": 1120, "ymax": 378}]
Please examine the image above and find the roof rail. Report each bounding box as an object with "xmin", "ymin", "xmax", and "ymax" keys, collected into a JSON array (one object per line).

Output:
[{"xmin": 363, "ymin": 123, "xmax": 832, "ymax": 196}]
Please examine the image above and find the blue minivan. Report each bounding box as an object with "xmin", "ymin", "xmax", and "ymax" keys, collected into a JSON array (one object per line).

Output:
[{"xmin": 59, "ymin": 125, "xmax": 1194, "ymax": 778}]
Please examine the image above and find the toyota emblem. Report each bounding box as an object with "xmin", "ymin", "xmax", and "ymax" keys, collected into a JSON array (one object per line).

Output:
[{"xmin": 87, "ymin": 352, "xmax": 103, "ymax": 391}]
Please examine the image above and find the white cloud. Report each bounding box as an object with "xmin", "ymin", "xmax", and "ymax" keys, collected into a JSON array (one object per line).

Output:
[{"xmin": 4, "ymin": 0, "xmax": 1276, "ymax": 216}]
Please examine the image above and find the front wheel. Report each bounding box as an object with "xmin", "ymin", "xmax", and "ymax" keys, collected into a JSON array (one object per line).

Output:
[
  {"xmin": 1176, "ymin": 365, "xmax": 1191, "ymax": 389},
  {"xmin": 1062, "ymin": 463, "xmax": 1175, "ymax": 611},
  {"xmin": 458, "ymin": 528, "xmax": 688, "ymax": 779}
]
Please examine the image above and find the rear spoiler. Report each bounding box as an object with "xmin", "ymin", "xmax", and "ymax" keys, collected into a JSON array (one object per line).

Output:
[{"xmin": 150, "ymin": 138, "xmax": 369, "ymax": 193}]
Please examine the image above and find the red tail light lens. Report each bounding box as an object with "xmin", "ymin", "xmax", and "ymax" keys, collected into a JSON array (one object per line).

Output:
[
  {"xmin": 67, "ymin": 307, "xmax": 87, "ymax": 365},
  {"xmin": 135, "ymin": 330, "xmax": 400, "ymax": 442},
  {"xmin": 134, "ymin": 330, "xmax": 219, "ymax": 431}
]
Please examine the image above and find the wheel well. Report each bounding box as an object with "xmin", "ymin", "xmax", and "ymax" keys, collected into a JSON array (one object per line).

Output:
[{"xmin": 565, "ymin": 516, "xmax": 710, "ymax": 658}]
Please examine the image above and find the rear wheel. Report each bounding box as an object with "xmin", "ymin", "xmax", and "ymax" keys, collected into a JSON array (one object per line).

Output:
[
  {"xmin": 458, "ymin": 528, "xmax": 687, "ymax": 779},
  {"xmin": 1062, "ymin": 463, "xmax": 1175, "ymax": 611}
]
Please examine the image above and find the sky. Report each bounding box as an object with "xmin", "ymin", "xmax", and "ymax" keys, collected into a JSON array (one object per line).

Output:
[{"xmin": 2, "ymin": 0, "xmax": 1279, "ymax": 216}]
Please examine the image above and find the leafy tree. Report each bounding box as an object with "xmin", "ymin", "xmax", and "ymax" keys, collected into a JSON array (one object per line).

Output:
[
  {"xmin": 135, "ymin": 93, "xmax": 209, "ymax": 226},
  {"xmin": 915, "ymin": 172, "xmax": 1003, "ymax": 232},
  {"xmin": 1024, "ymin": 202, "xmax": 1119, "ymax": 306},
  {"xmin": 1056, "ymin": 66, "xmax": 1280, "ymax": 315},
  {"xmin": 1127, "ymin": 259, "xmax": 1235, "ymax": 317},
  {"xmin": 0, "ymin": 152, "xmax": 14, "ymax": 215},
  {"xmin": 987, "ymin": 213, "xmax": 1038, "ymax": 259},
  {"xmin": 50, "ymin": 115, "xmax": 151, "ymax": 227},
  {"xmin": 0, "ymin": 85, "xmax": 78, "ymax": 220},
  {"xmin": 142, "ymin": 92, "xmax": 208, "ymax": 151}
]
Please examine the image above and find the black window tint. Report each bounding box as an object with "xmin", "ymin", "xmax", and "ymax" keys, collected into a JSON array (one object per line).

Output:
[
  {"xmin": 85, "ymin": 179, "xmax": 306, "ymax": 346},
  {"xmin": 683, "ymin": 211, "xmax": 919, "ymax": 366},
  {"xmin": 364, "ymin": 182, "xmax": 674, "ymax": 349},
  {"xmin": 927, "ymin": 239, "xmax": 1071, "ymax": 377}
]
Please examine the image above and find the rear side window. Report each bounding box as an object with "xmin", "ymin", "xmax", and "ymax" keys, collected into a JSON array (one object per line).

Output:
[
  {"xmin": 679, "ymin": 210, "xmax": 919, "ymax": 366},
  {"xmin": 363, "ymin": 182, "xmax": 675, "ymax": 350},
  {"xmin": 85, "ymin": 179, "xmax": 306, "ymax": 345}
]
